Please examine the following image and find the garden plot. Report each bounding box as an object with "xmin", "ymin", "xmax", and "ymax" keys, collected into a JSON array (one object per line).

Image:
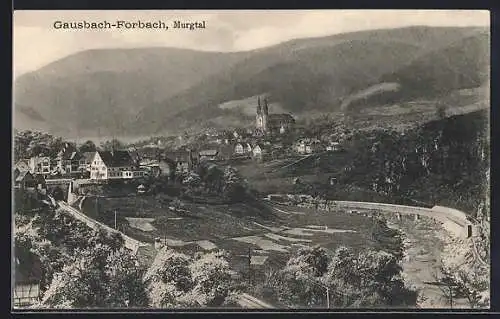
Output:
[
  {"xmin": 283, "ymin": 227, "xmax": 357, "ymax": 237},
  {"xmin": 232, "ymin": 236, "xmax": 290, "ymax": 253},
  {"xmin": 264, "ymin": 233, "xmax": 312, "ymax": 243},
  {"xmin": 251, "ymin": 255, "xmax": 269, "ymax": 265},
  {"xmin": 196, "ymin": 240, "xmax": 218, "ymax": 251},
  {"xmin": 125, "ymin": 217, "xmax": 156, "ymax": 232}
]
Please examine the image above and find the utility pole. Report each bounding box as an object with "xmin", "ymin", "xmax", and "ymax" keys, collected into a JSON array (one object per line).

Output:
[
  {"xmin": 114, "ymin": 210, "xmax": 117, "ymax": 229},
  {"xmin": 326, "ymin": 287, "xmax": 330, "ymax": 309},
  {"xmin": 248, "ymin": 247, "xmax": 252, "ymax": 285}
]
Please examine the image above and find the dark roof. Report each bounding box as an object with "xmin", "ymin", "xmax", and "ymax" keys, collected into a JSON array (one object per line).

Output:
[
  {"xmin": 199, "ymin": 149, "xmax": 218, "ymax": 156},
  {"xmin": 15, "ymin": 248, "xmax": 42, "ymax": 285},
  {"xmin": 15, "ymin": 160, "xmax": 30, "ymax": 172},
  {"xmin": 82, "ymin": 151, "xmax": 96, "ymax": 162},
  {"xmin": 268, "ymin": 113, "xmax": 295, "ymax": 124},
  {"xmin": 218, "ymin": 144, "xmax": 234, "ymax": 158},
  {"xmin": 15, "ymin": 170, "xmax": 33, "ymax": 183},
  {"xmin": 98, "ymin": 150, "xmax": 135, "ymax": 167},
  {"xmin": 58, "ymin": 145, "xmax": 80, "ymax": 160},
  {"xmin": 164, "ymin": 151, "xmax": 191, "ymax": 163},
  {"xmin": 138, "ymin": 147, "xmax": 161, "ymax": 159}
]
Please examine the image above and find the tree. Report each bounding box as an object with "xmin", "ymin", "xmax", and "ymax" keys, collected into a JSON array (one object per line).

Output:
[
  {"xmin": 100, "ymin": 139, "xmax": 124, "ymax": 151},
  {"xmin": 323, "ymin": 247, "xmax": 416, "ymax": 308},
  {"xmin": 182, "ymin": 172, "xmax": 202, "ymax": 189},
  {"xmin": 274, "ymin": 246, "xmax": 417, "ymax": 309},
  {"xmin": 371, "ymin": 216, "xmax": 405, "ymax": 261},
  {"xmin": 222, "ymin": 166, "xmax": 248, "ymax": 202},
  {"xmin": 435, "ymin": 265, "xmax": 490, "ymax": 309},
  {"xmin": 287, "ymin": 246, "xmax": 329, "ymax": 277},
  {"xmin": 79, "ymin": 140, "xmax": 97, "ymax": 153},
  {"xmin": 144, "ymin": 249, "xmax": 196, "ymax": 308},
  {"xmin": 188, "ymin": 250, "xmax": 236, "ymax": 307},
  {"xmin": 40, "ymin": 244, "xmax": 148, "ymax": 308},
  {"xmin": 144, "ymin": 249, "xmax": 236, "ymax": 308}
]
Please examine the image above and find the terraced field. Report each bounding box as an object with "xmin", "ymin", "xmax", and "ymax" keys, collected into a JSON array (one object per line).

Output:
[{"xmin": 81, "ymin": 194, "xmax": 376, "ymax": 273}]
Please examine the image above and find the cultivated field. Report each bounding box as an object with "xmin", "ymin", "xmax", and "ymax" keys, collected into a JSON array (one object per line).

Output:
[{"xmin": 81, "ymin": 194, "xmax": 376, "ymax": 273}]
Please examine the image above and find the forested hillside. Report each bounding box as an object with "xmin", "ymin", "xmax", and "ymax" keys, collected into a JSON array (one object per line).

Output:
[{"xmin": 343, "ymin": 110, "xmax": 489, "ymax": 216}]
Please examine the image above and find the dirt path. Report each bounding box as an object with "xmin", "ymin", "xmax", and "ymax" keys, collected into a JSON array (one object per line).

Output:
[
  {"xmin": 397, "ymin": 219, "xmax": 447, "ymax": 308},
  {"xmin": 389, "ymin": 217, "xmax": 469, "ymax": 308}
]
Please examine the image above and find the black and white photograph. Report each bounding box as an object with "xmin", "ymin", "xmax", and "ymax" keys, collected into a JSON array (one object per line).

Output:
[{"xmin": 12, "ymin": 9, "xmax": 490, "ymax": 310}]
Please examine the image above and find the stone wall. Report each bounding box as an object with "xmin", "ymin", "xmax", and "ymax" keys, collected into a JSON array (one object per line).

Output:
[{"xmin": 264, "ymin": 193, "xmax": 471, "ymax": 238}]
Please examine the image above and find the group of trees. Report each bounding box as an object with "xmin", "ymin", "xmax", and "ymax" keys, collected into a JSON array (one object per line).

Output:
[
  {"xmin": 15, "ymin": 193, "xmax": 242, "ymax": 309},
  {"xmin": 178, "ymin": 161, "xmax": 250, "ymax": 203},
  {"xmin": 14, "ymin": 130, "xmax": 72, "ymax": 161},
  {"xmin": 260, "ymin": 216, "xmax": 417, "ymax": 309},
  {"xmin": 143, "ymin": 248, "xmax": 238, "ymax": 308},
  {"xmin": 14, "ymin": 200, "xmax": 147, "ymax": 308},
  {"xmin": 343, "ymin": 110, "xmax": 489, "ymax": 216},
  {"xmin": 268, "ymin": 245, "xmax": 417, "ymax": 308},
  {"xmin": 434, "ymin": 264, "xmax": 490, "ymax": 309},
  {"xmin": 14, "ymin": 129, "xmax": 128, "ymax": 161}
]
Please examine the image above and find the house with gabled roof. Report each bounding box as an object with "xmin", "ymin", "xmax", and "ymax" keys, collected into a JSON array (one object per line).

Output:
[
  {"xmin": 252, "ymin": 143, "xmax": 271, "ymax": 161},
  {"xmin": 14, "ymin": 159, "xmax": 30, "ymax": 173},
  {"xmin": 28, "ymin": 156, "xmax": 51, "ymax": 176},
  {"xmin": 55, "ymin": 143, "xmax": 82, "ymax": 175},
  {"xmin": 199, "ymin": 149, "xmax": 218, "ymax": 162},
  {"xmin": 164, "ymin": 150, "xmax": 197, "ymax": 174},
  {"xmin": 89, "ymin": 150, "xmax": 141, "ymax": 180},
  {"xmin": 14, "ymin": 170, "xmax": 36, "ymax": 190}
]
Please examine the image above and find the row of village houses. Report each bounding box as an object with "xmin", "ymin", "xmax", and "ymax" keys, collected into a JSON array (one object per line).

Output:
[{"xmin": 14, "ymin": 138, "xmax": 343, "ymax": 183}]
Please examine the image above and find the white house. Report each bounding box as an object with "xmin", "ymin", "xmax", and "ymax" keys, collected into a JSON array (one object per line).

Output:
[
  {"xmin": 89, "ymin": 150, "xmax": 139, "ymax": 181},
  {"xmin": 326, "ymin": 142, "xmax": 341, "ymax": 152},
  {"xmin": 234, "ymin": 143, "xmax": 244, "ymax": 154},
  {"xmin": 90, "ymin": 152, "xmax": 107, "ymax": 180},
  {"xmin": 28, "ymin": 156, "xmax": 51, "ymax": 175},
  {"xmin": 245, "ymin": 143, "xmax": 252, "ymax": 153}
]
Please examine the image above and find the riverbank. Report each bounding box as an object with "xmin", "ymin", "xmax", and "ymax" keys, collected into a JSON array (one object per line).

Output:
[{"xmin": 389, "ymin": 215, "xmax": 481, "ymax": 308}]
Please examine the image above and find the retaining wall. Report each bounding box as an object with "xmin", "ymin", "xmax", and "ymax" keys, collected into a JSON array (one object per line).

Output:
[{"xmin": 265, "ymin": 194, "xmax": 471, "ymax": 238}]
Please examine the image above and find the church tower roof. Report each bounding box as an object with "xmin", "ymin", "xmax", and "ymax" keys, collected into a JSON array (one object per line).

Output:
[
  {"xmin": 257, "ymin": 96, "xmax": 262, "ymax": 114},
  {"xmin": 263, "ymin": 98, "xmax": 269, "ymax": 115}
]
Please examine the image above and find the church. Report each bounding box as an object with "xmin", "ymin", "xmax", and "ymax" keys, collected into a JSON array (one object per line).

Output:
[{"xmin": 255, "ymin": 97, "xmax": 295, "ymax": 135}]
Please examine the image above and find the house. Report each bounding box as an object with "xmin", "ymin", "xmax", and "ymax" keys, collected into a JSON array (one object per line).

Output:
[
  {"xmin": 234, "ymin": 143, "xmax": 245, "ymax": 155},
  {"xmin": 28, "ymin": 156, "xmax": 51, "ymax": 175},
  {"xmin": 89, "ymin": 150, "xmax": 140, "ymax": 180},
  {"xmin": 164, "ymin": 150, "xmax": 197, "ymax": 174},
  {"xmin": 13, "ymin": 249, "xmax": 42, "ymax": 308},
  {"xmin": 127, "ymin": 147, "xmax": 142, "ymax": 167},
  {"xmin": 218, "ymin": 144, "xmax": 234, "ymax": 161},
  {"xmin": 14, "ymin": 170, "xmax": 36, "ymax": 189},
  {"xmin": 199, "ymin": 149, "xmax": 218, "ymax": 162},
  {"xmin": 80, "ymin": 151, "xmax": 96, "ymax": 172},
  {"xmin": 56, "ymin": 144, "xmax": 81, "ymax": 175},
  {"xmin": 34, "ymin": 174, "xmax": 47, "ymax": 193},
  {"xmin": 326, "ymin": 142, "xmax": 342, "ymax": 152},
  {"xmin": 245, "ymin": 143, "xmax": 253, "ymax": 153},
  {"xmin": 14, "ymin": 159, "xmax": 31, "ymax": 173},
  {"xmin": 139, "ymin": 144, "xmax": 161, "ymax": 160},
  {"xmin": 252, "ymin": 144, "xmax": 270, "ymax": 160},
  {"xmin": 158, "ymin": 157, "xmax": 176, "ymax": 178},
  {"xmin": 296, "ymin": 139, "xmax": 323, "ymax": 154}
]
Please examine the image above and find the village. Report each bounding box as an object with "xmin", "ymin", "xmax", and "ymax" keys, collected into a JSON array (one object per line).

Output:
[{"xmin": 14, "ymin": 97, "xmax": 344, "ymax": 193}]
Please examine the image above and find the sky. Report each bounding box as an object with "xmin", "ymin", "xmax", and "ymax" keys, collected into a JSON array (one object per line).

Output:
[{"xmin": 13, "ymin": 10, "xmax": 489, "ymax": 77}]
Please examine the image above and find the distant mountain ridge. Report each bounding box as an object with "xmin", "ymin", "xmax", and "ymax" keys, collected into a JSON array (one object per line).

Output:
[{"xmin": 14, "ymin": 26, "xmax": 489, "ymax": 138}]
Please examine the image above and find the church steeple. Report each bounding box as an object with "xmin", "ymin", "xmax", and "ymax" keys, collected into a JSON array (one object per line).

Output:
[
  {"xmin": 257, "ymin": 96, "xmax": 262, "ymax": 114},
  {"xmin": 263, "ymin": 97, "xmax": 269, "ymax": 116}
]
